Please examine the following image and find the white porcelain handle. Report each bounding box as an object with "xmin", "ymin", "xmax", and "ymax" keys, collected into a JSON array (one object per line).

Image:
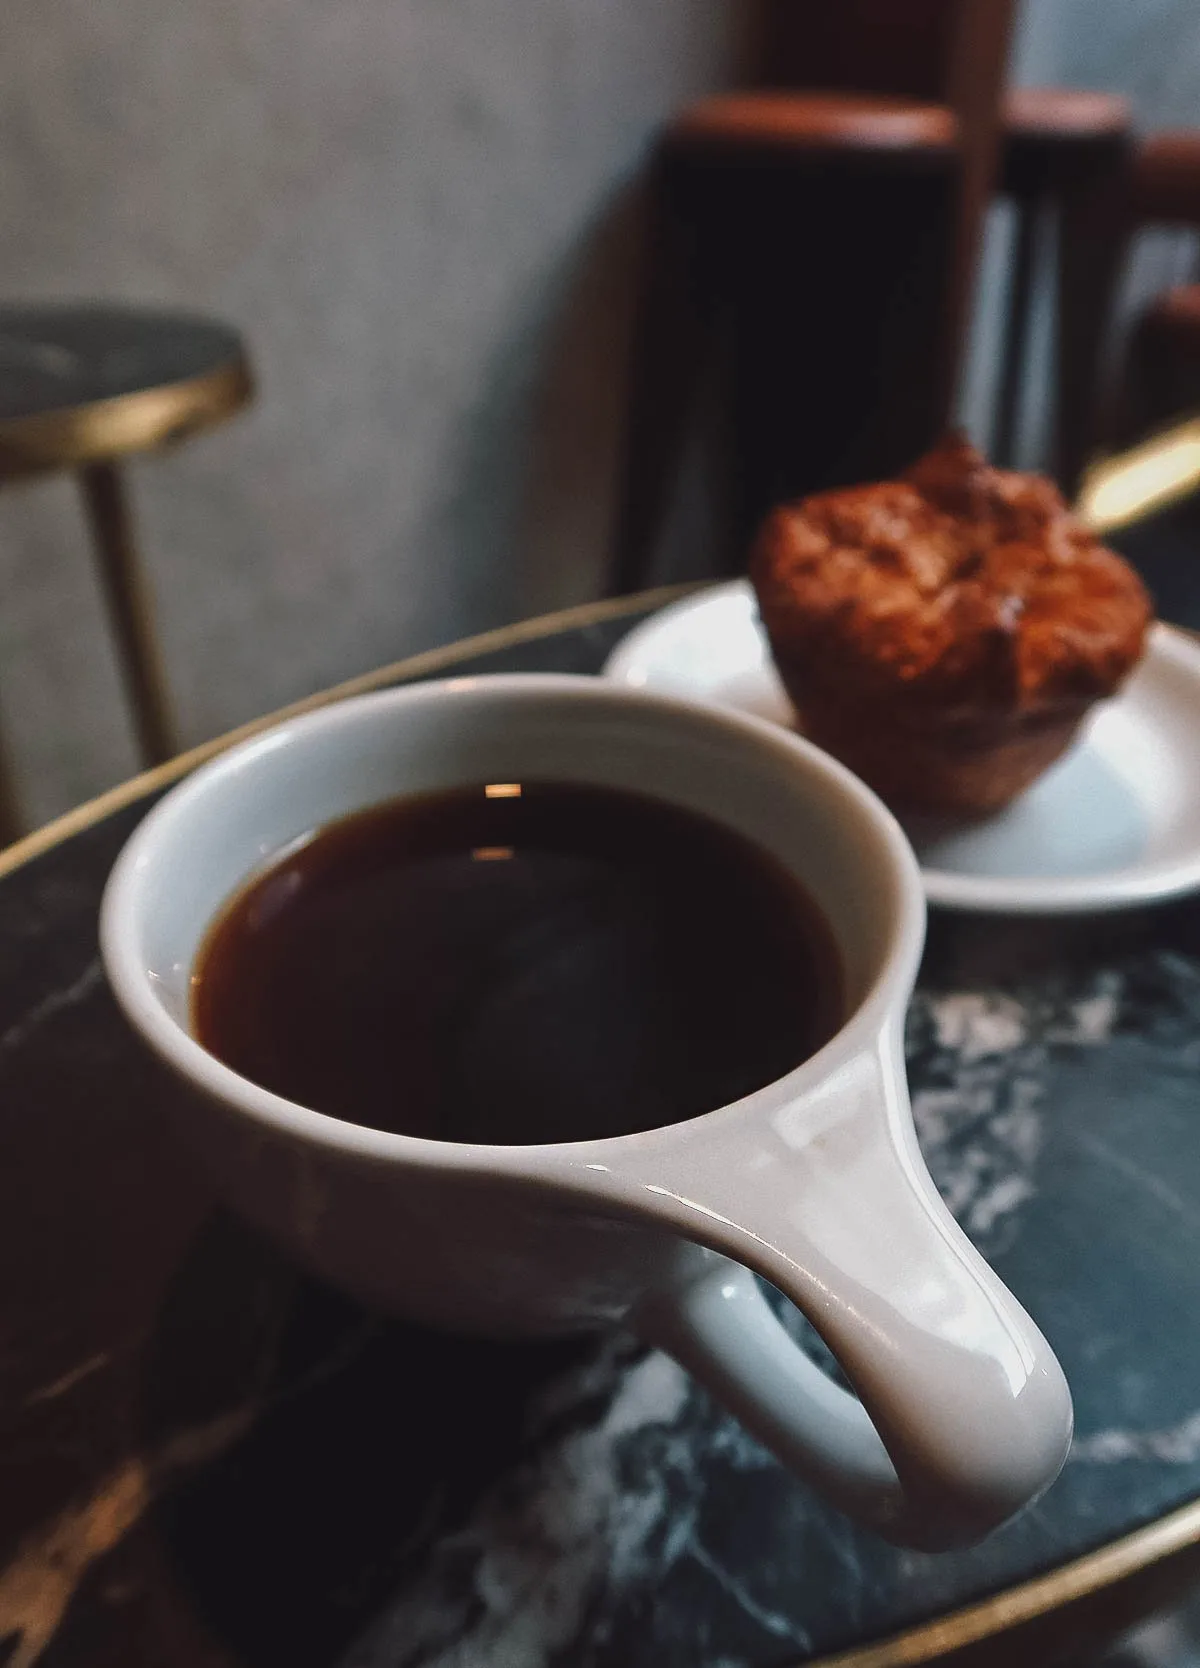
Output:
[{"xmin": 622, "ymin": 1036, "xmax": 1073, "ymax": 1550}]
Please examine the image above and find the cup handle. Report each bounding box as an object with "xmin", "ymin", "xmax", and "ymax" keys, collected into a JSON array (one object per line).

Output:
[{"xmin": 619, "ymin": 1031, "xmax": 1073, "ymax": 1549}]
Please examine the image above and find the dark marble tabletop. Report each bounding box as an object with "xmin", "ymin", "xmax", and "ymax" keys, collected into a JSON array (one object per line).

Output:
[{"xmin": 5, "ymin": 599, "xmax": 1200, "ymax": 1668}]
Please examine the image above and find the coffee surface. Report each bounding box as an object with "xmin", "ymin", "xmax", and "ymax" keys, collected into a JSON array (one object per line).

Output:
[{"xmin": 192, "ymin": 781, "xmax": 842, "ymax": 1144}]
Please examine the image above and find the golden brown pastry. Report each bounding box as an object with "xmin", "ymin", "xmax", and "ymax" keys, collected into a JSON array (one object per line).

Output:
[{"xmin": 750, "ymin": 435, "xmax": 1153, "ymax": 815}]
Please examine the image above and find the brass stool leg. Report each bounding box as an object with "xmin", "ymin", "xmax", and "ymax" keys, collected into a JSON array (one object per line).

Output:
[
  {"xmin": 77, "ymin": 461, "xmax": 178, "ymax": 767},
  {"xmin": 0, "ymin": 720, "xmax": 23, "ymax": 847}
]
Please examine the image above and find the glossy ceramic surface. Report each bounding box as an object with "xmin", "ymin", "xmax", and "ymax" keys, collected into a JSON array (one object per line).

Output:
[
  {"xmin": 100, "ymin": 675, "xmax": 1070, "ymax": 1548},
  {"xmin": 603, "ymin": 580, "xmax": 1200, "ymax": 915}
]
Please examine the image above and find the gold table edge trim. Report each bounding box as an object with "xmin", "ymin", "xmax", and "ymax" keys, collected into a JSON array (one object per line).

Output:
[
  {"xmin": 0, "ymin": 582, "xmax": 701, "ymax": 879},
  {"xmin": 1077, "ymin": 414, "xmax": 1200, "ymax": 535},
  {"xmin": 5, "ymin": 575, "xmax": 1200, "ymax": 1663},
  {"xmin": 808, "ymin": 1495, "xmax": 1200, "ymax": 1666},
  {"xmin": 0, "ymin": 353, "xmax": 254, "ymax": 475}
]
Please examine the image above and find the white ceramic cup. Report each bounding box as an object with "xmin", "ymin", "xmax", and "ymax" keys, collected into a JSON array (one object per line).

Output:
[{"xmin": 101, "ymin": 674, "xmax": 1072, "ymax": 1550}]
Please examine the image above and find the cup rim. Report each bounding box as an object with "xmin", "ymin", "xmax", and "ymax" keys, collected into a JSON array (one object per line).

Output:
[{"xmin": 100, "ymin": 672, "xmax": 926, "ymax": 1173}]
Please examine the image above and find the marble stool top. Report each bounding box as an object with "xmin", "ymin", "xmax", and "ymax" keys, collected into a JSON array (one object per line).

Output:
[{"xmin": 0, "ymin": 303, "xmax": 252, "ymax": 477}]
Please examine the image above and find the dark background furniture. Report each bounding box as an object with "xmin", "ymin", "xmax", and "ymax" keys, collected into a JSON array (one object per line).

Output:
[
  {"xmin": 607, "ymin": 4, "xmax": 1200, "ymax": 598},
  {"xmin": 1116, "ymin": 132, "xmax": 1200, "ymax": 445},
  {"xmin": 608, "ymin": 0, "xmax": 1018, "ymax": 594}
]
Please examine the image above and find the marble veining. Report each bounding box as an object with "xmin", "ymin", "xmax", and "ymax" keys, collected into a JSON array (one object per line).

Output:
[
  {"xmin": 1072, "ymin": 1413, "xmax": 1200, "ymax": 1468},
  {"xmin": 341, "ymin": 1347, "xmax": 698, "ymax": 1668},
  {"xmin": 0, "ymin": 956, "xmax": 101, "ymax": 1058},
  {"xmin": 21, "ymin": 1351, "xmax": 111, "ymax": 1409},
  {"xmin": 0, "ymin": 1403, "xmax": 256, "ymax": 1668},
  {"xmin": 908, "ymin": 971, "xmax": 1129, "ymax": 1255}
]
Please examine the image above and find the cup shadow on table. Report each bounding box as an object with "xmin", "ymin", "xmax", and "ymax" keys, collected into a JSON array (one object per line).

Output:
[{"xmin": 138, "ymin": 1212, "xmax": 604, "ymax": 1668}]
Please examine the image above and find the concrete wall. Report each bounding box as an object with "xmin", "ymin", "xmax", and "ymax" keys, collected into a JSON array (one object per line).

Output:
[
  {"xmin": 2, "ymin": 0, "xmax": 1198, "ymax": 825},
  {"xmin": 0, "ymin": 0, "xmax": 739, "ymax": 824}
]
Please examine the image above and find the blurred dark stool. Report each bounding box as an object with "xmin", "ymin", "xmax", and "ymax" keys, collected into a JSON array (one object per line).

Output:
[
  {"xmin": 1115, "ymin": 133, "xmax": 1200, "ymax": 445},
  {"xmin": 0, "ymin": 303, "xmax": 253, "ymax": 840},
  {"xmin": 606, "ymin": 93, "xmax": 961, "ymax": 596},
  {"xmin": 993, "ymin": 87, "xmax": 1134, "ymax": 489},
  {"xmin": 752, "ymin": 1, "xmax": 1018, "ymax": 395},
  {"xmin": 1131, "ymin": 129, "xmax": 1200, "ymax": 224},
  {"xmin": 606, "ymin": 0, "xmax": 1019, "ymax": 596}
]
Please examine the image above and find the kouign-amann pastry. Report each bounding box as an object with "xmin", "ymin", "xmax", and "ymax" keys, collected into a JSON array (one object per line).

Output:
[{"xmin": 750, "ymin": 435, "xmax": 1152, "ymax": 815}]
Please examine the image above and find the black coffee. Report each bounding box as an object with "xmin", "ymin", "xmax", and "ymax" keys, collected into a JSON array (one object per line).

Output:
[{"xmin": 192, "ymin": 781, "xmax": 843, "ymax": 1144}]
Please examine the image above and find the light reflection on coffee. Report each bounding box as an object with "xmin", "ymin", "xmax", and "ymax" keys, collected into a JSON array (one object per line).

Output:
[{"xmin": 191, "ymin": 780, "xmax": 843, "ymax": 1144}]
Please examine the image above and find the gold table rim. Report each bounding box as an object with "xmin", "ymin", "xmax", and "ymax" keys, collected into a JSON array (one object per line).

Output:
[
  {"xmin": 3, "ymin": 576, "xmax": 1200, "ymax": 1665},
  {"xmin": 0, "ymin": 583, "xmax": 702, "ymax": 879}
]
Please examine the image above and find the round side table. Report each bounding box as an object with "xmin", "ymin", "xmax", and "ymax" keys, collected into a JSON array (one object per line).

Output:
[{"xmin": 0, "ymin": 302, "xmax": 254, "ymax": 840}]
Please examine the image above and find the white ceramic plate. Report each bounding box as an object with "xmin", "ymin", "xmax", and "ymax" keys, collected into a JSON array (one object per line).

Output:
[{"xmin": 604, "ymin": 580, "xmax": 1200, "ymax": 914}]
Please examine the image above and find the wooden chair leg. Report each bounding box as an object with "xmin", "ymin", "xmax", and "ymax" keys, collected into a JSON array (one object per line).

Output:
[
  {"xmin": 77, "ymin": 461, "xmax": 178, "ymax": 767},
  {"xmin": 993, "ymin": 197, "xmax": 1040, "ymax": 465},
  {"xmin": 724, "ymin": 159, "xmax": 959, "ymax": 553},
  {"xmin": 606, "ymin": 158, "xmax": 716, "ymax": 596},
  {"xmin": 942, "ymin": 0, "xmax": 1021, "ymax": 419},
  {"xmin": 1054, "ymin": 145, "xmax": 1134, "ymax": 494}
]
